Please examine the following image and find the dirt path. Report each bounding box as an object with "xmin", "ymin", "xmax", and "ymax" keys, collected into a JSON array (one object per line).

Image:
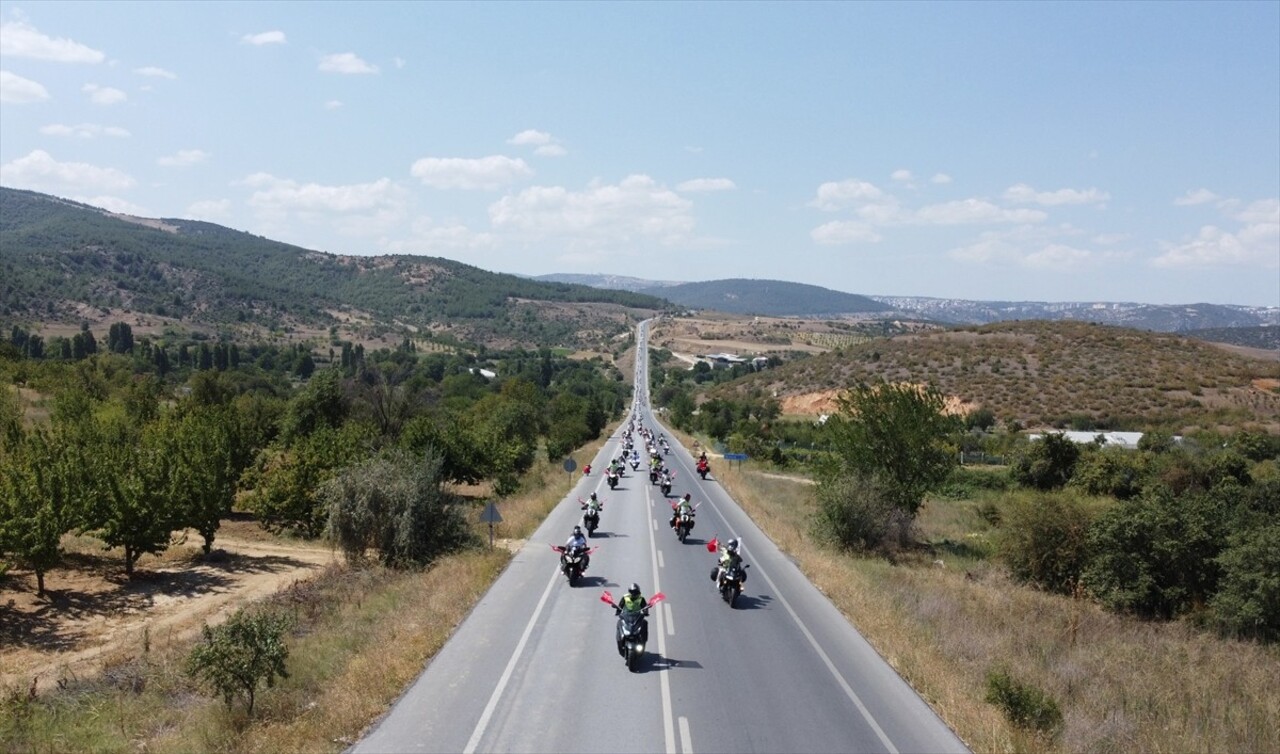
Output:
[{"xmin": 0, "ymin": 524, "xmax": 336, "ymax": 693}]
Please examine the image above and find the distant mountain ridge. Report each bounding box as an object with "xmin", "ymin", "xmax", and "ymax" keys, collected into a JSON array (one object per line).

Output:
[
  {"xmin": 539, "ymin": 273, "xmax": 1278, "ymax": 334},
  {"xmin": 533, "ymin": 273, "xmax": 685, "ymax": 292}
]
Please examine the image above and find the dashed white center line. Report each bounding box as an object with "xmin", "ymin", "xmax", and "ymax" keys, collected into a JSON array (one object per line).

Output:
[
  {"xmin": 658, "ymin": 550, "xmax": 665, "ymax": 568},
  {"xmin": 678, "ymin": 716, "xmax": 694, "ymax": 753}
]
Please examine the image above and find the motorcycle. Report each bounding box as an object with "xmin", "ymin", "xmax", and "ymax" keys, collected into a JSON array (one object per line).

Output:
[
  {"xmin": 580, "ymin": 503, "xmax": 602, "ymax": 536},
  {"xmin": 673, "ymin": 510, "xmax": 695, "ymax": 543},
  {"xmin": 607, "ymin": 470, "xmax": 619, "ymax": 490},
  {"xmin": 601, "ymin": 591, "xmax": 666, "ymax": 672},
  {"xmin": 648, "ymin": 468, "xmax": 658, "ymax": 484},
  {"xmin": 697, "ymin": 459, "xmax": 709, "ymax": 480},
  {"xmin": 551, "ymin": 544, "xmax": 597, "ymax": 586},
  {"xmin": 716, "ymin": 562, "xmax": 750, "ymax": 606},
  {"xmin": 660, "ymin": 476, "xmax": 673, "ymax": 497}
]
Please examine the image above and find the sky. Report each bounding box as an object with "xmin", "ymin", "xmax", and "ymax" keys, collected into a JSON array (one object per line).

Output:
[{"xmin": 0, "ymin": 1, "xmax": 1277, "ymax": 308}]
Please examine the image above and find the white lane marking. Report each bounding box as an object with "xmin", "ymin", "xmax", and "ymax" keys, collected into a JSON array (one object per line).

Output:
[
  {"xmin": 678, "ymin": 716, "xmax": 694, "ymax": 754},
  {"xmin": 652, "ymin": 517, "xmax": 657, "ymax": 531},
  {"xmin": 658, "ymin": 550, "xmax": 665, "ymax": 569},
  {"xmin": 646, "ymin": 485, "xmax": 677, "ymax": 754},
  {"xmin": 666, "ymin": 604, "xmax": 675, "ymax": 636},
  {"xmin": 462, "ymin": 565, "xmax": 560, "ymax": 754}
]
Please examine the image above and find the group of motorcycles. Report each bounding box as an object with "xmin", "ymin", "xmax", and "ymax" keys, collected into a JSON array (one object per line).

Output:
[{"xmin": 551, "ymin": 415, "xmax": 747, "ymax": 671}]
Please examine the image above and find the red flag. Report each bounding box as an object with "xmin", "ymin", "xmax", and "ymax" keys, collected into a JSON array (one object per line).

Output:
[
  {"xmin": 707, "ymin": 537, "xmax": 719, "ymax": 553},
  {"xmin": 649, "ymin": 592, "xmax": 666, "ymax": 606},
  {"xmin": 600, "ymin": 591, "xmax": 615, "ymax": 605}
]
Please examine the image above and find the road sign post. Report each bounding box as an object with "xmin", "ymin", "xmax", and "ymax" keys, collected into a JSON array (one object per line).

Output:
[
  {"xmin": 562, "ymin": 457, "xmax": 577, "ymax": 490},
  {"xmin": 479, "ymin": 500, "xmax": 503, "ymax": 548},
  {"xmin": 723, "ymin": 452, "xmax": 748, "ymax": 470}
]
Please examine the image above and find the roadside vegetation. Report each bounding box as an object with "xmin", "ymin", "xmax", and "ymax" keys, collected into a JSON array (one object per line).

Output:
[
  {"xmin": 0, "ymin": 322, "xmax": 628, "ymax": 752},
  {"xmin": 656, "ymin": 339, "xmax": 1279, "ymax": 753}
]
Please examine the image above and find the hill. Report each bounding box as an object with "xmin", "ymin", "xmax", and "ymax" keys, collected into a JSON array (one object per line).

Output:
[
  {"xmin": 533, "ymin": 273, "xmax": 684, "ymax": 292},
  {"xmin": 0, "ymin": 188, "xmax": 665, "ymax": 349},
  {"xmin": 704, "ymin": 319, "xmax": 1280, "ymax": 434},
  {"xmin": 870, "ymin": 296, "xmax": 1278, "ymax": 332},
  {"xmin": 638, "ymin": 278, "xmax": 891, "ymax": 317}
]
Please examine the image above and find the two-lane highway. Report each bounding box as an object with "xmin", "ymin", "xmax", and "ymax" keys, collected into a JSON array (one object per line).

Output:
[{"xmin": 353, "ymin": 318, "xmax": 968, "ymax": 754}]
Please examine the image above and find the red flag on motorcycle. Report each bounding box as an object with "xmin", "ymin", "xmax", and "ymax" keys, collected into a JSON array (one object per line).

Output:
[
  {"xmin": 649, "ymin": 592, "xmax": 666, "ymax": 606},
  {"xmin": 707, "ymin": 537, "xmax": 718, "ymax": 552},
  {"xmin": 600, "ymin": 591, "xmax": 614, "ymax": 606}
]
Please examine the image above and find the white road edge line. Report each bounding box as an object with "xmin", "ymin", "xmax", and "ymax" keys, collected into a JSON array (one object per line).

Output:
[
  {"xmin": 678, "ymin": 715, "xmax": 694, "ymax": 754},
  {"xmin": 462, "ymin": 565, "xmax": 560, "ymax": 754},
  {"xmin": 658, "ymin": 550, "xmax": 665, "ymax": 569},
  {"xmin": 705, "ymin": 503, "xmax": 900, "ymax": 754},
  {"xmin": 647, "ymin": 484, "xmax": 677, "ymax": 754}
]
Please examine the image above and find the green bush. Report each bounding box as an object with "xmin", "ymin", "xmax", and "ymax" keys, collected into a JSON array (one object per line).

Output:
[
  {"xmin": 186, "ymin": 608, "xmax": 292, "ymax": 715},
  {"xmin": 1010, "ymin": 433, "xmax": 1080, "ymax": 490},
  {"xmin": 1210, "ymin": 524, "xmax": 1280, "ymax": 642},
  {"xmin": 814, "ymin": 472, "xmax": 911, "ymax": 553},
  {"xmin": 1070, "ymin": 445, "xmax": 1147, "ymax": 499},
  {"xmin": 997, "ymin": 493, "xmax": 1095, "ymax": 595},
  {"xmin": 985, "ymin": 668, "xmax": 1063, "ymax": 734}
]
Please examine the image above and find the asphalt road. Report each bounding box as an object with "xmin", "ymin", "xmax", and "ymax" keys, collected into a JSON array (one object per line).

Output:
[{"xmin": 353, "ymin": 319, "xmax": 969, "ymax": 754}]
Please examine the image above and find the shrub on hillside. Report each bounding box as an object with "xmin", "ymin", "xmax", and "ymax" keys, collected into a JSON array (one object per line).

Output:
[
  {"xmin": 997, "ymin": 493, "xmax": 1095, "ymax": 595},
  {"xmin": 1082, "ymin": 488, "xmax": 1224, "ymax": 619},
  {"xmin": 186, "ymin": 608, "xmax": 292, "ymax": 715},
  {"xmin": 814, "ymin": 472, "xmax": 912, "ymax": 553},
  {"xmin": 985, "ymin": 668, "xmax": 1063, "ymax": 734},
  {"xmin": 1070, "ymin": 445, "xmax": 1147, "ymax": 500},
  {"xmin": 1210, "ymin": 524, "xmax": 1280, "ymax": 643},
  {"xmin": 1010, "ymin": 433, "xmax": 1080, "ymax": 490}
]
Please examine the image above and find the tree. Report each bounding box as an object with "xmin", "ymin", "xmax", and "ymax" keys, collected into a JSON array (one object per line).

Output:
[
  {"xmin": 248, "ymin": 422, "xmax": 374, "ymax": 537},
  {"xmin": 0, "ymin": 428, "xmax": 75, "ymax": 595},
  {"xmin": 169, "ymin": 407, "xmax": 238, "ymax": 554},
  {"xmin": 186, "ymin": 608, "xmax": 291, "ymax": 715},
  {"xmin": 91, "ymin": 422, "xmax": 178, "ymax": 575},
  {"xmin": 1210, "ymin": 524, "xmax": 1280, "ymax": 642},
  {"xmin": 1010, "ymin": 433, "xmax": 1081, "ymax": 490},
  {"xmin": 321, "ymin": 449, "xmax": 473, "ymax": 567},
  {"xmin": 997, "ymin": 493, "xmax": 1095, "ymax": 594},
  {"xmin": 819, "ymin": 381, "xmax": 960, "ymax": 517}
]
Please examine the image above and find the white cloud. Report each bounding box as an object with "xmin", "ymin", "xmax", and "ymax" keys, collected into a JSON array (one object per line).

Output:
[
  {"xmin": 891, "ymin": 169, "xmax": 913, "ymax": 182},
  {"xmin": 812, "ymin": 179, "xmax": 885, "ymax": 211},
  {"xmin": 40, "ymin": 122, "xmax": 130, "ymax": 138},
  {"xmin": 489, "ymin": 174, "xmax": 695, "ymax": 247},
  {"xmin": 242, "ymin": 173, "xmax": 404, "ymax": 214},
  {"xmin": 79, "ymin": 195, "xmax": 147, "ymax": 215},
  {"xmin": 508, "ymin": 129, "xmax": 552, "ymax": 146},
  {"xmin": 677, "ymin": 178, "xmax": 736, "ymax": 193},
  {"xmin": 385, "ymin": 217, "xmax": 497, "ymax": 254},
  {"xmin": 410, "ymin": 155, "xmax": 532, "ymax": 190},
  {"xmin": 157, "ymin": 149, "xmax": 209, "ymax": 168},
  {"xmin": 810, "ymin": 221, "xmax": 882, "ymax": 245},
  {"xmin": 1003, "ymin": 183, "xmax": 1109, "ymax": 206},
  {"xmin": 83, "ymin": 83, "xmax": 126, "ymax": 105},
  {"xmin": 914, "ymin": 199, "xmax": 1046, "ymax": 225},
  {"xmin": 0, "ymin": 149, "xmax": 134, "ymax": 192},
  {"xmin": 242, "ymin": 30, "xmax": 286, "ymax": 45},
  {"xmin": 1153, "ymin": 197, "xmax": 1279, "ymax": 268},
  {"xmin": 324, "ymin": 99, "xmax": 343, "ymax": 110},
  {"xmin": 134, "ymin": 66, "xmax": 176, "ymax": 79},
  {"xmin": 319, "ymin": 52, "xmax": 378, "ymax": 74},
  {"xmin": 949, "ymin": 227, "xmax": 1096, "ymax": 270},
  {"xmin": 0, "ymin": 69, "xmax": 49, "ymax": 103},
  {"xmin": 185, "ymin": 199, "xmax": 232, "ymax": 222},
  {"xmin": 931, "ymin": 173, "xmax": 952, "ymax": 184},
  {"xmin": 394, "ymin": 57, "xmax": 406, "ymax": 69},
  {"xmin": 0, "ymin": 20, "xmax": 104, "ymax": 63},
  {"xmin": 509, "ymin": 130, "xmax": 567, "ymax": 157},
  {"xmin": 1174, "ymin": 188, "xmax": 1219, "ymax": 206}
]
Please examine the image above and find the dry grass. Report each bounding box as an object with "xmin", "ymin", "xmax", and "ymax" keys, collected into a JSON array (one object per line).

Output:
[{"xmin": 670, "ymin": 425, "xmax": 1280, "ymax": 754}]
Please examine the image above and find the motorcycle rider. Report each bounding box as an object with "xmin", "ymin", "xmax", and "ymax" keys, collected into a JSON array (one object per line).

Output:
[
  {"xmin": 565, "ymin": 525, "xmax": 590, "ymax": 572},
  {"xmin": 582, "ymin": 493, "xmax": 603, "ymax": 527},
  {"xmin": 712, "ymin": 538, "xmax": 745, "ymax": 585},
  {"xmin": 615, "ymin": 583, "xmax": 650, "ymax": 654},
  {"xmin": 670, "ymin": 493, "xmax": 694, "ymax": 529}
]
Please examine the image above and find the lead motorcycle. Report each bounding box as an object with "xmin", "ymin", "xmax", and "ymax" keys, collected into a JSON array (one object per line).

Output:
[
  {"xmin": 601, "ymin": 591, "xmax": 667, "ymax": 672},
  {"xmin": 716, "ymin": 562, "xmax": 750, "ymax": 607},
  {"xmin": 550, "ymin": 544, "xmax": 597, "ymax": 586}
]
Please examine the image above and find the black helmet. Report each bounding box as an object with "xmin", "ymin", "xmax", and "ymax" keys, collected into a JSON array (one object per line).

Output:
[
  {"xmin": 573, "ymin": 526, "xmax": 582, "ymax": 535},
  {"xmin": 683, "ymin": 493, "xmax": 691, "ymax": 501},
  {"xmin": 628, "ymin": 582, "xmax": 641, "ymax": 596},
  {"xmin": 727, "ymin": 538, "xmax": 739, "ymax": 552},
  {"xmin": 589, "ymin": 492, "xmax": 598, "ymax": 500}
]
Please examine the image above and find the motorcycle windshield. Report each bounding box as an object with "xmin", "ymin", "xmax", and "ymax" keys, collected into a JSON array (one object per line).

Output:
[{"xmin": 617, "ymin": 611, "xmax": 645, "ymax": 637}]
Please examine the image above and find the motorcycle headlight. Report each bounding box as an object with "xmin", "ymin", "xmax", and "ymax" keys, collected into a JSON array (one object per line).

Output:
[{"xmin": 635, "ymin": 643, "xmax": 645, "ymax": 653}]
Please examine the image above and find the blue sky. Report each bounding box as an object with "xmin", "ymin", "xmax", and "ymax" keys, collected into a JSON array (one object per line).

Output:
[{"xmin": 1, "ymin": 1, "xmax": 1277, "ymax": 307}]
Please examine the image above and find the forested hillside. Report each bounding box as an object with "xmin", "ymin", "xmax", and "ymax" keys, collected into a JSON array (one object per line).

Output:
[
  {"xmin": 639, "ymin": 278, "xmax": 891, "ymax": 317},
  {"xmin": 0, "ymin": 188, "xmax": 666, "ymax": 348}
]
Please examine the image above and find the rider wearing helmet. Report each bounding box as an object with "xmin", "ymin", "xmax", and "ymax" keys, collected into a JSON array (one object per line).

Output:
[
  {"xmin": 713, "ymin": 539, "xmax": 745, "ymax": 584},
  {"xmin": 566, "ymin": 526, "xmax": 589, "ymax": 571},
  {"xmin": 615, "ymin": 583, "xmax": 650, "ymax": 655},
  {"xmin": 670, "ymin": 493, "xmax": 694, "ymax": 529}
]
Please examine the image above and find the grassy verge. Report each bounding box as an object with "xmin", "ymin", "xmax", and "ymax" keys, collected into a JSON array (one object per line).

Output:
[
  {"xmin": 1, "ymin": 430, "xmax": 617, "ymax": 754},
  {"xmin": 677, "ymin": 428, "xmax": 1280, "ymax": 754}
]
